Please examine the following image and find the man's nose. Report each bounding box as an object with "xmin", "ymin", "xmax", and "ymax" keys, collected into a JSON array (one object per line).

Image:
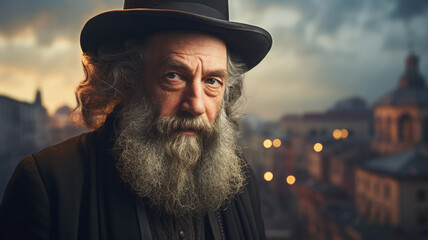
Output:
[{"xmin": 180, "ymin": 81, "xmax": 206, "ymax": 117}]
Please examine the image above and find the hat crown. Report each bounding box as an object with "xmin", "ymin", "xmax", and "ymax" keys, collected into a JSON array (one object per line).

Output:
[
  {"xmin": 81, "ymin": 0, "xmax": 272, "ymax": 71},
  {"xmin": 124, "ymin": 0, "xmax": 229, "ymax": 20}
]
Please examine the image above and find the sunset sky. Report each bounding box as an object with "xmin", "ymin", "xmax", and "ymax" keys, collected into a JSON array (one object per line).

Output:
[{"xmin": 0, "ymin": 0, "xmax": 427, "ymax": 120}]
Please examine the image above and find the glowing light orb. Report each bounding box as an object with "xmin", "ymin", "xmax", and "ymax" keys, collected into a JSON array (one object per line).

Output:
[
  {"xmin": 332, "ymin": 129, "xmax": 342, "ymax": 140},
  {"xmin": 272, "ymin": 139, "xmax": 282, "ymax": 148},
  {"xmin": 286, "ymin": 175, "xmax": 296, "ymax": 185},
  {"xmin": 313, "ymin": 143, "xmax": 323, "ymax": 152},
  {"xmin": 264, "ymin": 172, "xmax": 274, "ymax": 181},
  {"xmin": 263, "ymin": 139, "xmax": 273, "ymax": 148},
  {"xmin": 341, "ymin": 129, "xmax": 349, "ymax": 139}
]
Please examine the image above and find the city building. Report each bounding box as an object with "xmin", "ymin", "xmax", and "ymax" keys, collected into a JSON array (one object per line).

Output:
[
  {"xmin": 355, "ymin": 149, "xmax": 428, "ymax": 232},
  {"xmin": 0, "ymin": 89, "xmax": 50, "ymax": 154},
  {"xmin": 0, "ymin": 89, "xmax": 50, "ymax": 199},
  {"xmin": 288, "ymin": 53, "xmax": 428, "ymax": 240},
  {"xmin": 372, "ymin": 53, "xmax": 428, "ymax": 154},
  {"xmin": 353, "ymin": 53, "xmax": 428, "ymax": 237},
  {"xmin": 0, "ymin": 90, "xmax": 87, "ymax": 200},
  {"xmin": 281, "ymin": 96, "xmax": 372, "ymax": 140}
]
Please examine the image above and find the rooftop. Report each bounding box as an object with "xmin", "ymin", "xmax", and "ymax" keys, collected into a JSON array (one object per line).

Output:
[{"xmin": 362, "ymin": 147, "xmax": 428, "ymax": 178}]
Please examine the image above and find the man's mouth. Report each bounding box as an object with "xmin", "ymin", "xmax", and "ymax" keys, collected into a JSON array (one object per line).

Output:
[{"xmin": 178, "ymin": 130, "xmax": 197, "ymax": 136}]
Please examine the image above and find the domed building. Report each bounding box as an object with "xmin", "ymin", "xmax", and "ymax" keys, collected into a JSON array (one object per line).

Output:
[
  {"xmin": 284, "ymin": 52, "xmax": 428, "ymax": 240},
  {"xmin": 354, "ymin": 53, "xmax": 428, "ymax": 237},
  {"xmin": 373, "ymin": 53, "xmax": 428, "ymax": 154}
]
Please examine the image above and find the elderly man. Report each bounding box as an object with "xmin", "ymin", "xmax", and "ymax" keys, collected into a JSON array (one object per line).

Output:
[{"xmin": 0, "ymin": 0, "xmax": 271, "ymax": 239}]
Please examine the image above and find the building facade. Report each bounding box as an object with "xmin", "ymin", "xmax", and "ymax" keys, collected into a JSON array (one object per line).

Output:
[
  {"xmin": 290, "ymin": 53, "xmax": 428, "ymax": 240},
  {"xmin": 0, "ymin": 90, "xmax": 50, "ymax": 154}
]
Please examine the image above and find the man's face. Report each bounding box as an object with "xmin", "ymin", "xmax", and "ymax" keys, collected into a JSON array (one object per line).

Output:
[
  {"xmin": 142, "ymin": 32, "xmax": 228, "ymax": 131},
  {"xmin": 114, "ymin": 32, "xmax": 244, "ymax": 215}
]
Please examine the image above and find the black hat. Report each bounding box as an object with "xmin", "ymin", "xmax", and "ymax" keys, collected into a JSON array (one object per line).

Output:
[{"xmin": 80, "ymin": 0, "xmax": 272, "ymax": 71}]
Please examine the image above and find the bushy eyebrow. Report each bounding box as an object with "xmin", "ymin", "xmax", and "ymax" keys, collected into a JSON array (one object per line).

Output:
[
  {"xmin": 159, "ymin": 58, "xmax": 228, "ymax": 79},
  {"xmin": 208, "ymin": 70, "xmax": 229, "ymax": 80},
  {"xmin": 159, "ymin": 59, "xmax": 187, "ymax": 72}
]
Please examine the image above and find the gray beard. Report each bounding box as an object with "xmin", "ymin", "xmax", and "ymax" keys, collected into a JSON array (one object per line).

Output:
[{"xmin": 114, "ymin": 98, "xmax": 245, "ymax": 216}]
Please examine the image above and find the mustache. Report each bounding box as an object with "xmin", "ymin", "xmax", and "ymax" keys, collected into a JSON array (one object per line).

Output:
[{"xmin": 154, "ymin": 114, "xmax": 216, "ymax": 138}]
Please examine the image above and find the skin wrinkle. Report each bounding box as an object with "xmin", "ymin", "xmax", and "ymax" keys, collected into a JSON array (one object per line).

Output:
[
  {"xmin": 75, "ymin": 32, "xmax": 246, "ymax": 129},
  {"xmin": 159, "ymin": 58, "xmax": 229, "ymax": 81},
  {"xmin": 75, "ymin": 32, "xmax": 248, "ymax": 216},
  {"xmin": 142, "ymin": 32, "xmax": 227, "ymax": 124}
]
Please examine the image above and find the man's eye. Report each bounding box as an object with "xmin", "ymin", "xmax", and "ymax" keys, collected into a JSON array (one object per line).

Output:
[
  {"xmin": 165, "ymin": 72, "xmax": 180, "ymax": 80},
  {"xmin": 206, "ymin": 78, "xmax": 221, "ymax": 86}
]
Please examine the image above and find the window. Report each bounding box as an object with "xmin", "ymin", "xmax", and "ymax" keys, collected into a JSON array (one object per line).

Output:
[
  {"xmin": 373, "ymin": 205, "xmax": 380, "ymax": 223},
  {"xmin": 374, "ymin": 182, "xmax": 380, "ymax": 196},
  {"xmin": 384, "ymin": 184, "xmax": 391, "ymax": 199},
  {"xmin": 384, "ymin": 208, "xmax": 391, "ymax": 225},
  {"xmin": 417, "ymin": 190, "xmax": 426, "ymax": 202},
  {"xmin": 385, "ymin": 117, "xmax": 392, "ymax": 141},
  {"xmin": 398, "ymin": 114, "xmax": 413, "ymax": 142}
]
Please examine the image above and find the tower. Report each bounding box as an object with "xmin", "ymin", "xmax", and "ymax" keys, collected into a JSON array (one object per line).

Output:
[
  {"xmin": 34, "ymin": 88, "xmax": 42, "ymax": 106},
  {"xmin": 372, "ymin": 53, "xmax": 428, "ymax": 154}
]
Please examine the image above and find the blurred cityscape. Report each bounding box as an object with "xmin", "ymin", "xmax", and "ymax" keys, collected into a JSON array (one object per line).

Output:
[
  {"xmin": 0, "ymin": 91, "xmax": 86, "ymax": 199},
  {"xmin": 240, "ymin": 52, "xmax": 428, "ymax": 240},
  {"xmin": 0, "ymin": 52, "xmax": 427, "ymax": 240}
]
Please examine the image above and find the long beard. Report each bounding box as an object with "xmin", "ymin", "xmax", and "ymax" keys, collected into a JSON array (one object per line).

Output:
[{"xmin": 114, "ymin": 98, "xmax": 245, "ymax": 216}]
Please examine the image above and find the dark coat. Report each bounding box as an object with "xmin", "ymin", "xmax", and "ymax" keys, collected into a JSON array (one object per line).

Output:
[{"xmin": 0, "ymin": 122, "xmax": 266, "ymax": 240}]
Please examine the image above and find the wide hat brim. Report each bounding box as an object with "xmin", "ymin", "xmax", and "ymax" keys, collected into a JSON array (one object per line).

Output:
[{"xmin": 80, "ymin": 9, "xmax": 272, "ymax": 71}]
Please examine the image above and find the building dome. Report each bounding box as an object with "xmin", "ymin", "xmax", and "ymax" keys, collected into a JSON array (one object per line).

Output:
[{"xmin": 376, "ymin": 53, "xmax": 428, "ymax": 107}]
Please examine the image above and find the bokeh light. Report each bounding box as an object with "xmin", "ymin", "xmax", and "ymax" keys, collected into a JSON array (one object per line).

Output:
[
  {"xmin": 264, "ymin": 171, "xmax": 274, "ymax": 181},
  {"xmin": 332, "ymin": 129, "xmax": 342, "ymax": 140},
  {"xmin": 286, "ymin": 175, "xmax": 296, "ymax": 185},
  {"xmin": 272, "ymin": 139, "xmax": 282, "ymax": 148},
  {"xmin": 263, "ymin": 139, "xmax": 273, "ymax": 148},
  {"xmin": 313, "ymin": 143, "xmax": 323, "ymax": 152},
  {"xmin": 341, "ymin": 129, "xmax": 349, "ymax": 139}
]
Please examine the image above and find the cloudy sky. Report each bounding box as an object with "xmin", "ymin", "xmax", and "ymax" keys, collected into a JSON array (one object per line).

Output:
[{"xmin": 0, "ymin": 0, "xmax": 427, "ymax": 120}]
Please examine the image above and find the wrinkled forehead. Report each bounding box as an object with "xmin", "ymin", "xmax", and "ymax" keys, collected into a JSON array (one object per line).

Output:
[{"xmin": 145, "ymin": 31, "xmax": 228, "ymax": 61}]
